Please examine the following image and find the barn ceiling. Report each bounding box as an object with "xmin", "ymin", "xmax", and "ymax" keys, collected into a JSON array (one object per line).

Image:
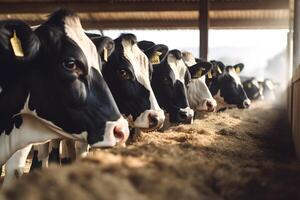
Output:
[{"xmin": 0, "ymin": 0, "xmax": 290, "ymax": 29}]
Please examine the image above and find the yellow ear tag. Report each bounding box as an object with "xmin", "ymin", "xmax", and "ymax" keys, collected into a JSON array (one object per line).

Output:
[
  {"xmin": 207, "ymin": 70, "xmax": 213, "ymax": 79},
  {"xmin": 10, "ymin": 30, "xmax": 24, "ymax": 57},
  {"xmin": 217, "ymin": 66, "xmax": 222, "ymax": 74},
  {"xmin": 150, "ymin": 51, "xmax": 162, "ymax": 65},
  {"xmin": 235, "ymin": 67, "xmax": 241, "ymax": 73},
  {"xmin": 195, "ymin": 68, "xmax": 203, "ymax": 77},
  {"xmin": 103, "ymin": 47, "xmax": 108, "ymax": 62},
  {"xmin": 247, "ymin": 83, "xmax": 252, "ymax": 88}
]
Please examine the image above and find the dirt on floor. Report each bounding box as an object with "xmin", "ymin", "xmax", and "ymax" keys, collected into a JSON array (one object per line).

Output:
[{"xmin": 1, "ymin": 101, "xmax": 300, "ymax": 200}]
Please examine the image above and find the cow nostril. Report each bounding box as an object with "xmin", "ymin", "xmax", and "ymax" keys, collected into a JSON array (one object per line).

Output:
[
  {"xmin": 148, "ymin": 114, "xmax": 159, "ymax": 128},
  {"xmin": 207, "ymin": 101, "xmax": 213, "ymax": 108},
  {"xmin": 113, "ymin": 126, "xmax": 126, "ymax": 142},
  {"xmin": 178, "ymin": 111, "xmax": 188, "ymax": 121},
  {"xmin": 243, "ymin": 100, "xmax": 251, "ymax": 109}
]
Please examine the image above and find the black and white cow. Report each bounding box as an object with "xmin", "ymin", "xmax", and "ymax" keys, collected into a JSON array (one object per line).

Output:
[
  {"xmin": 208, "ymin": 61, "xmax": 251, "ymax": 109},
  {"xmin": 0, "ymin": 10, "xmax": 129, "ymax": 186},
  {"xmin": 181, "ymin": 51, "xmax": 217, "ymax": 112},
  {"xmin": 138, "ymin": 41, "xmax": 194, "ymax": 124},
  {"xmin": 242, "ymin": 77, "xmax": 264, "ymax": 100},
  {"xmin": 260, "ymin": 78, "xmax": 276, "ymax": 101},
  {"xmin": 101, "ymin": 34, "xmax": 165, "ymax": 131}
]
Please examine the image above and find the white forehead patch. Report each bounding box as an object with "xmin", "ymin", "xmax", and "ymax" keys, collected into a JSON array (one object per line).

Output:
[
  {"xmin": 64, "ymin": 16, "xmax": 100, "ymax": 73},
  {"xmin": 251, "ymin": 79, "xmax": 260, "ymax": 89},
  {"xmin": 122, "ymin": 39, "xmax": 160, "ymax": 110},
  {"xmin": 265, "ymin": 80, "xmax": 274, "ymax": 90},
  {"xmin": 182, "ymin": 51, "xmax": 197, "ymax": 67},
  {"xmin": 228, "ymin": 68, "xmax": 242, "ymax": 86},
  {"xmin": 167, "ymin": 54, "xmax": 187, "ymax": 83}
]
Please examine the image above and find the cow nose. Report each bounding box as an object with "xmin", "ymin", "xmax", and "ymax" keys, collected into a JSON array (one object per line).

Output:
[
  {"xmin": 243, "ymin": 99, "xmax": 251, "ymax": 109},
  {"xmin": 206, "ymin": 101, "xmax": 215, "ymax": 112},
  {"xmin": 113, "ymin": 125, "xmax": 129, "ymax": 146},
  {"xmin": 148, "ymin": 114, "xmax": 159, "ymax": 129},
  {"xmin": 178, "ymin": 110, "xmax": 193, "ymax": 124}
]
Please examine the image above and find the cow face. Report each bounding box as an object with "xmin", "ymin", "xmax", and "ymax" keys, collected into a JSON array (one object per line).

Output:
[
  {"xmin": 209, "ymin": 62, "xmax": 251, "ymax": 109},
  {"xmin": 24, "ymin": 10, "xmax": 128, "ymax": 147},
  {"xmin": 151, "ymin": 49, "xmax": 194, "ymax": 123},
  {"xmin": 182, "ymin": 51, "xmax": 216, "ymax": 112},
  {"xmin": 242, "ymin": 77, "xmax": 264, "ymax": 100},
  {"xmin": 260, "ymin": 79, "xmax": 276, "ymax": 100},
  {"xmin": 102, "ymin": 34, "xmax": 165, "ymax": 130}
]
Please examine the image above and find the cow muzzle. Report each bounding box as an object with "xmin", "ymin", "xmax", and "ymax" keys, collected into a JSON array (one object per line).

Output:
[
  {"xmin": 90, "ymin": 117, "xmax": 129, "ymax": 148},
  {"xmin": 177, "ymin": 107, "xmax": 194, "ymax": 124},
  {"xmin": 197, "ymin": 99, "xmax": 217, "ymax": 112},
  {"xmin": 242, "ymin": 99, "xmax": 251, "ymax": 109},
  {"xmin": 134, "ymin": 109, "xmax": 165, "ymax": 131}
]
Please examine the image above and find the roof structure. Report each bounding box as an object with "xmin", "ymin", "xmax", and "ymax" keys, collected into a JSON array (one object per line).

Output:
[{"xmin": 0, "ymin": 0, "xmax": 290, "ymax": 29}]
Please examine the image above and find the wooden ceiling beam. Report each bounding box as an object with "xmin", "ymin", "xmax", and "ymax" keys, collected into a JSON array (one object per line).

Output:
[
  {"xmin": 0, "ymin": 1, "xmax": 289, "ymax": 14},
  {"xmin": 23, "ymin": 19, "xmax": 288, "ymax": 30}
]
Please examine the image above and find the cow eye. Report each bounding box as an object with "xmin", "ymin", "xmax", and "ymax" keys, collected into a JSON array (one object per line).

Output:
[
  {"xmin": 162, "ymin": 77, "xmax": 171, "ymax": 85},
  {"xmin": 63, "ymin": 60, "xmax": 77, "ymax": 71},
  {"xmin": 118, "ymin": 69, "xmax": 131, "ymax": 80}
]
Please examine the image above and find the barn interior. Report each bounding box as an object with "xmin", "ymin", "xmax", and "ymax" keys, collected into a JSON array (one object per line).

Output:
[{"xmin": 1, "ymin": 0, "xmax": 300, "ymax": 199}]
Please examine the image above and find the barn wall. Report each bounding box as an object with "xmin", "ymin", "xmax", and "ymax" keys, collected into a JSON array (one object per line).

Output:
[{"xmin": 292, "ymin": 69, "xmax": 300, "ymax": 156}]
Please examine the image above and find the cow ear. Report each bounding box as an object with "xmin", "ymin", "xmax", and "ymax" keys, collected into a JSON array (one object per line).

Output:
[
  {"xmin": 0, "ymin": 20, "xmax": 40, "ymax": 64},
  {"xmin": 211, "ymin": 60, "xmax": 225, "ymax": 75},
  {"xmin": 184, "ymin": 69, "xmax": 191, "ymax": 85},
  {"xmin": 188, "ymin": 61, "xmax": 213, "ymax": 79},
  {"xmin": 90, "ymin": 36, "xmax": 115, "ymax": 63},
  {"xmin": 233, "ymin": 63, "xmax": 244, "ymax": 74},
  {"xmin": 146, "ymin": 44, "xmax": 168, "ymax": 65},
  {"xmin": 138, "ymin": 41, "xmax": 169, "ymax": 65}
]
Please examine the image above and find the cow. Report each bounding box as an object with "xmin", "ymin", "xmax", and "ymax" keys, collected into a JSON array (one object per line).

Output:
[
  {"xmin": 207, "ymin": 61, "xmax": 251, "ymax": 109},
  {"xmin": 181, "ymin": 51, "xmax": 217, "ymax": 112},
  {"xmin": 101, "ymin": 34, "xmax": 166, "ymax": 131},
  {"xmin": 260, "ymin": 78, "xmax": 276, "ymax": 101},
  {"xmin": 30, "ymin": 33, "xmax": 167, "ymax": 170},
  {"xmin": 0, "ymin": 9, "xmax": 129, "ymax": 187},
  {"xmin": 242, "ymin": 77, "xmax": 264, "ymax": 100},
  {"xmin": 138, "ymin": 41, "xmax": 194, "ymax": 124}
]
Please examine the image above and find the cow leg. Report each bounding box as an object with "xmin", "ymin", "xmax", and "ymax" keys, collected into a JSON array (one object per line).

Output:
[
  {"xmin": 30, "ymin": 143, "xmax": 50, "ymax": 171},
  {"xmin": 48, "ymin": 139, "xmax": 61, "ymax": 164},
  {"xmin": 2, "ymin": 144, "xmax": 32, "ymax": 188},
  {"xmin": 75, "ymin": 141, "xmax": 89, "ymax": 159},
  {"xmin": 0, "ymin": 115, "xmax": 65, "ymax": 167},
  {"xmin": 61, "ymin": 140, "xmax": 76, "ymax": 164}
]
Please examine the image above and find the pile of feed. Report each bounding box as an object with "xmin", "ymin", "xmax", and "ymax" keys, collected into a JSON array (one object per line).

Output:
[{"xmin": 1, "ymin": 102, "xmax": 300, "ymax": 200}]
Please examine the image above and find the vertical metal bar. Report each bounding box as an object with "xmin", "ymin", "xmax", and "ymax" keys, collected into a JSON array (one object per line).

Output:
[{"xmin": 199, "ymin": 0, "xmax": 209, "ymax": 60}]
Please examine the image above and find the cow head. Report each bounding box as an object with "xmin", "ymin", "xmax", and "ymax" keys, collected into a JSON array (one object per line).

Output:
[
  {"xmin": 260, "ymin": 78, "xmax": 276, "ymax": 100},
  {"xmin": 23, "ymin": 10, "xmax": 129, "ymax": 147},
  {"xmin": 209, "ymin": 61, "xmax": 251, "ymax": 109},
  {"xmin": 150, "ymin": 49, "xmax": 194, "ymax": 124},
  {"xmin": 182, "ymin": 51, "xmax": 216, "ymax": 112},
  {"xmin": 102, "ymin": 34, "xmax": 165, "ymax": 131},
  {"xmin": 242, "ymin": 77, "xmax": 264, "ymax": 100}
]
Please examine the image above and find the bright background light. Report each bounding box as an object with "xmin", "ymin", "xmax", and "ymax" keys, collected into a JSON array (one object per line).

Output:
[{"xmin": 103, "ymin": 29, "xmax": 288, "ymax": 83}]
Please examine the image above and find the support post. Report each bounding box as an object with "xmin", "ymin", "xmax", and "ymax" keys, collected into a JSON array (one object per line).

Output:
[
  {"xmin": 199, "ymin": 0, "xmax": 209, "ymax": 60},
  {"xmin": 292, "ymin": 0, "xmax": 300, "ymax": 158}
]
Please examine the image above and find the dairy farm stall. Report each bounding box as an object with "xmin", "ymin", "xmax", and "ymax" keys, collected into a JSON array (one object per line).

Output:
[{"xmin": 1, "ymin": 1, "xmax": 300, "ymax": 200}]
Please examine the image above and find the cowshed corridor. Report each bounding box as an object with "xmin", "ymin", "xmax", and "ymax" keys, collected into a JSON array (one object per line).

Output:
[{"xmin": 1, "ymin": 0, "xmax": 300, "ymax": 199}]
